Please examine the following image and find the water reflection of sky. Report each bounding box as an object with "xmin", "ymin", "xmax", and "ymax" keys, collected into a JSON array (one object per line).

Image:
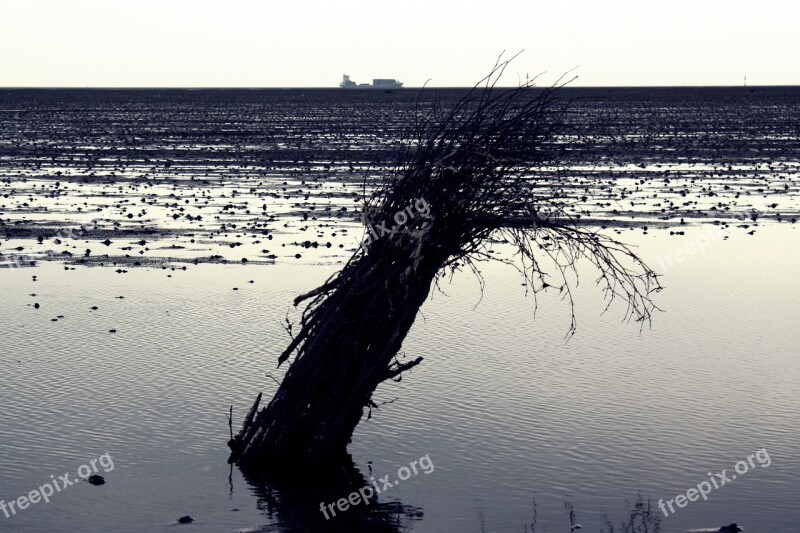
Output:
[{"xmin": 0, "ymin": 223, "xmax": 797, "ymax": 532}]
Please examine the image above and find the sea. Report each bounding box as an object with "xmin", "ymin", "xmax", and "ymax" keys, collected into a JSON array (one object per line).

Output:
[{"xmin": 0, "ymin": 87, "xmax": 798, "ymax": 532}]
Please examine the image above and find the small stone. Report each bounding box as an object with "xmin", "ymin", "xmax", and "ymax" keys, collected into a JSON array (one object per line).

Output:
[
  {"xmin": 87, "ymin": 475, "xmax": 105, "ymax": 486},
  {"xmin": 177, "ymin": 515, "xmax": 193, "ymax": 524}
]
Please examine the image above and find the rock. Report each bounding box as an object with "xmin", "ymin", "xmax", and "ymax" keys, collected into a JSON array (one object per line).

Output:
[
  {"xmin": 87, "ymin": 475, "xmax": 105, "ymax": 486},
  {"xmin": 177, "ymin": 515, "xmax": 193, "ymax": 524},
  {"xmin": 685, "ymin": 525, "xmax": 743, "ymax": 533}
]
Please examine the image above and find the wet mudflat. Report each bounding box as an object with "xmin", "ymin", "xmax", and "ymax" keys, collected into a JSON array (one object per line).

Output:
[{"xmin": 1, "ymin": 87, "xmax": 799, "ymax": 269}]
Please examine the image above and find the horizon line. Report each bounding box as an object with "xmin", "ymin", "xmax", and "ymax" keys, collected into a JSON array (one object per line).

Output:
[{"xmin": 1, "ymin": 84, "xmax": 799, "ymax": 90}]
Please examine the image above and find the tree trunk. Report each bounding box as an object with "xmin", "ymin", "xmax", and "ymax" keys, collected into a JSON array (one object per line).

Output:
[{"xmin": 230, "ymin": 249, "xmax": 445, "ymax": 468}]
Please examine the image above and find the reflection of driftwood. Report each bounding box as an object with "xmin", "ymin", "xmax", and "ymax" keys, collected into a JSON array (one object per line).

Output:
[
  {"xmin": 602, "ymin": 494, "xmax": 662, "ymax": 533},
  {"xmin": 514, "ymin": 494, "xmax": 662, "ymax": 533},
  {"xmin": 229, "ymin": 55, "xmax": 660, "ymax": 468},
  {"xmin": 239, "ymin": 457, "xmax": 422, "ymax": 533}
]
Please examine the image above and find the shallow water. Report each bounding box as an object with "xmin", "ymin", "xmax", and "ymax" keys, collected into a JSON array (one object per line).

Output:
[
  {"xmin": 1, "ymin": 222, "xmax": 798, "ymax": 532},
  {"xmin": 1, "ymin": 88, "xmax": 799, "ymax": 532}
]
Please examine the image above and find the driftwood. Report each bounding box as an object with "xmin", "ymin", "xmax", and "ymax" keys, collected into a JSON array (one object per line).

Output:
[{"xmin": 229, "ymin": 55, "xmax": 660, "ymax": 468}]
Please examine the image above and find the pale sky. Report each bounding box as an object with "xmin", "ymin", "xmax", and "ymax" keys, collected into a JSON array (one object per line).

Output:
[{"xmin": 0, "ymin": 0, "xmax": 797, "ymax": 87}]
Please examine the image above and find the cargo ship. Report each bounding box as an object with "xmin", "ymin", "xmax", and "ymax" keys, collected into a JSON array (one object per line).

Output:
[{"xmin": 340, "ymin": 74, "xmax": 403, "ymax": 89}]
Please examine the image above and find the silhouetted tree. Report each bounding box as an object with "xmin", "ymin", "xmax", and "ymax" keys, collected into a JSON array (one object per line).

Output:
[{"xmin": 229, "ymin": 55, "xmax": 660, "ymax": 468}]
